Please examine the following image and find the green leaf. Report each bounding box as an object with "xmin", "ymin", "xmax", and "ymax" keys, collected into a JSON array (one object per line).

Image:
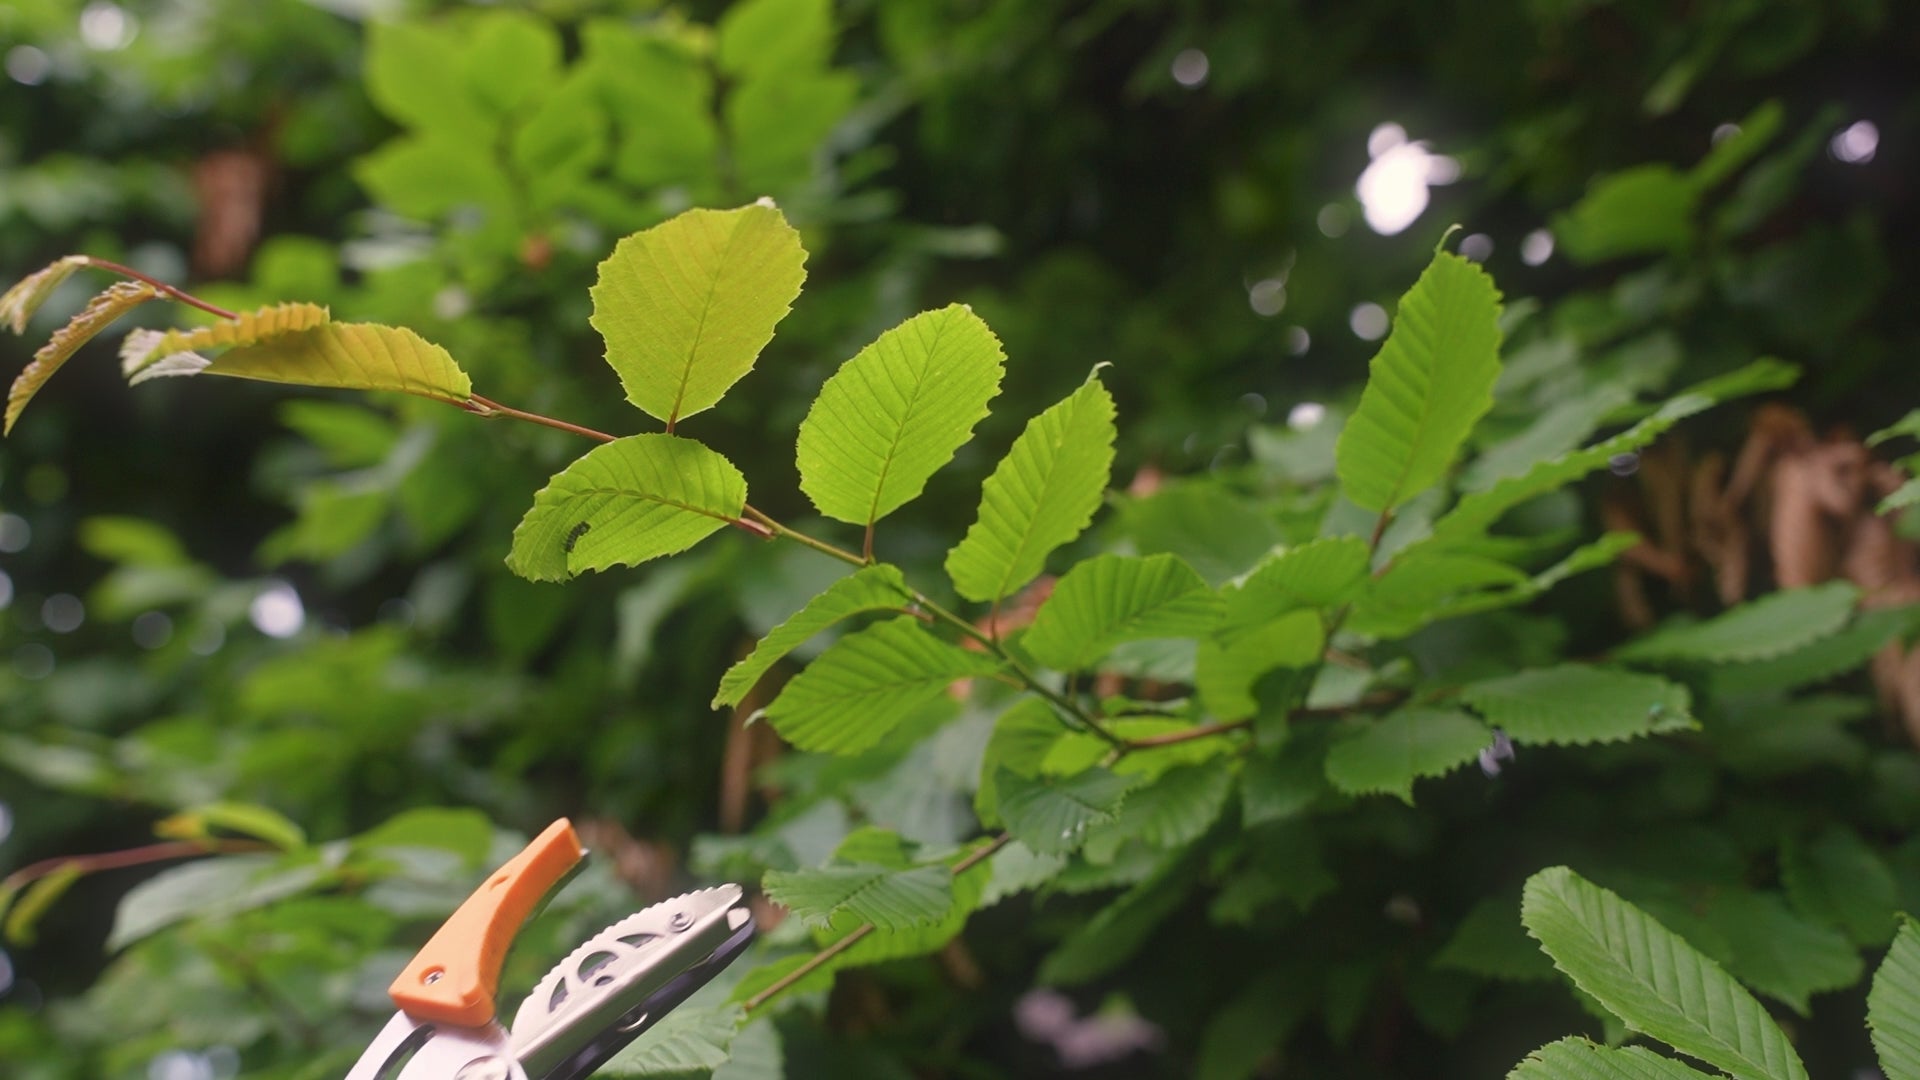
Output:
[
  {"xmin": 108, "ymin": 854, "xmax": 329, "ymax": 951},
  {"xmin": 123, "ymin": 302, "xmax": 330, "ymax": 378},
  {"xmin": 1509, "ymin": 1039, "xmax": 1718, "ymax": 1080},
  {"xmin": 590, "ymin": 203, "xmax": 806, "ymax": 426},
  {"xmin": 981, "ymin": 841, "xmax": 1068, "ymax": 907},
  {"xmin": 1239, "ymin": 734, "xmax": 1330, "ymax": 828},
  {"xmin": 1196, "ymin": 610, "xmax": 1324, "ymax": 721},
  {"xmin": 1869, "ymin": 410, "xmax": 1920, "ymax": 449},
  {"xmin": 713, "ymin": 565, "xmax": 914, "ymax": 707},
  {"xmin": 1614, "ymin": 583, "xmax": 1859, "ymax": 665},
  {"xmin": 946, "ymin": 372, "xmax": 1117, "ymax": 604},
  {"xmin": 156, "ymin": 802, "xmax": 307, "ymax": 852},
  {"xmin": 1780, "ymin": 825, "xmax": 1898, "ymax": 947},
  {"xmin": 7, "ymin": 281, "xmax": 156, "ymax": 435},
  {"xmin": 459, "ymin": 9, "xmax": 562, "ymax": 116},
  {"xmin": 1335, "ymin": 252, "xmax": 1504, "ymax": 512},
  {"xmin": 363, "ymin": 19, "xmax": 493, "ymax": 136},
  {"xmin": 353, "ymin": 808, "xmax": 494, "ymax": 866},
  {"xmin": 1024, "ymin": 553, "xmax": 1221, "ymax": 671},
  {"xmin": 1460, "ymin": 665, "xmax": 1694, "ymax": 746},
  {"xmin": 1436, "ymin": 896, "xmax": 1556, "ymax": 982},
  {"xmin": 975, "ymin": 698, "xmax": 1068, "ymax": 826},
  {"xmin": 995, "ymin": 767, "xmax": 1133, "ymax": 855},
  {"xmin": 796, "ymin": 304, "xmax": 1006, "ymax": 527},
  {"xmin": 1521, "ymin": 866, "xmax": 1808, "ymax": 1080},
  {"xmin": 0, "ymin": 255, "xmax": 88, "ymax": 333},
  {"xmin": 1113, "ymin": 481, "xmax": 1286, "ymax": 585},
  {"xmin": 177, "ymin": 322, "xmax": 473, "ymax": 404},
  {"xmin": 77, "ymin": 516, "xmax": 192, "ymax": 568},
  {"xmin": 1870, "ymin": 918, "xmax": 1920, "ymax": 1080},
  {"xmin": 763, "ymin": 617, "xmax": 1002, "ymax": 754},
  {"xmin": 1086, "ymin": 760, "xmax": 1234, "ymax": 860},
  {"xmin": 1221, "ymin": 537, "xmax": 1370, "ymax": 633},
  {"xmin": 1881, "ymin": 479, "xmax": 1920, "ymax": 516},
  {"xmin": 1039, "ymin": 849, "xmax": 1194, "ymax": 984},
  {"xmin": 1322, "ymin": 708, "xmax": 1490, "ymax": 804},
  {"xmin": 4, "ymin": 861, "xmax": 83, "ymax": 946},
  {"xmin": 1196, "ymin": 971, "xmax": 1308, "ymax": 1080},
  {"xmin": 506, "ymin": 434, "xmax": 747, "ymax": 583},
  {"xmin": 1346, "ymin": 552, "xmax": 1528, "ymax": 638},
  {"xmin": 1553, "ymin": 165, "xmax": 1699, "ymax": 263},
  {"xmin": 762, "ymin": 863, "xmax": 953, "ymax": 930},
  {"xmin": 603, "ymin": 1005, "xmax": 744, "ymax": 1076},
  {"xmin": 1426, "ymin": 359, "xmax": 1799, "ymax": 546},
  {"xmin": 717, "ymin": 0, "xmax": 834, "ymax": 77},
  {"xmin": 1708, "ymin": 890, "xmax": 1860, "ymax": 1017}
]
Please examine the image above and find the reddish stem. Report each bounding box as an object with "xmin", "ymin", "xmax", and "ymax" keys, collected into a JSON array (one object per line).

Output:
[{"xmin": 85, "ymin": 258, "xmax": 238, "ymax": 321}]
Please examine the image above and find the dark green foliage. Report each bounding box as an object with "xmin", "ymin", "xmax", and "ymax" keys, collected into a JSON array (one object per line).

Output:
[{"xmin": 2, "ymin": 1, "xmax": 1918, "ymax": 1078}]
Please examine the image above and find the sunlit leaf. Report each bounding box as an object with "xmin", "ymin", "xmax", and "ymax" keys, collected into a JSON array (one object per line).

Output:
[
  {"xmin": 713, "ymin": 564, "xmax": 915, "ymax": 707},
  {"xmin": 6, "ymin": 281, "xmax": 156, "ymax": 435},
  {"xmin": 1335, "ymin": 252, "xmax": 1504, "ymax": 512},
  {"xmin": 1322, "ymin": 708, "xmax": 1490, "ymax": 804},
  {"xmin": 797, "ymin": 304, "xmax": 1006, "ymax": 528},
  {"xmin": 155, "ymin": 801, "xmax": 307, "ymax": 852},
  {"xmin": 946, "ymin": 371, "xmax": 1116, "ymax": 604},
  {"xmin": 507, "ymin": 434, "xmax": 746, "ymax": 582},
  {"xmin": 590, "ymin": 202, "xmax": 806, "ymax": 426},
  {"xmin": 0, "ymin": 255, "xmax": 88, "ymax": 333},
  {"xmin": 1024, "ymin": 553, "xmax": 1221, "ymax": 671},
  {"xmin": 1521, "ymin": 866, "xmax": 1808, "ymax": 1080},
  {"xmin": 122, "ymin": 302, "xmax": 329, "ymax": 378},
  {"xmin": 154, "ymin": 321, "xmax": 474, "ymax": 404},
  {"xmin": 763, "ymin": 617, "xmax": 1002, "ymax": 754}
]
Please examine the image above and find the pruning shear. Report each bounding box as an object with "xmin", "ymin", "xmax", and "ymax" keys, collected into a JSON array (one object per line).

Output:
[{"xmin": 346, "ymin": 820, "xmax": 755, "ymax": 1080}]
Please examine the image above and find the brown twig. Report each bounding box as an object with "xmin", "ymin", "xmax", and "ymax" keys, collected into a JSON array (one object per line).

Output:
[
  {"xmin": 1, "ymin": 838, "xmax": 275, "ymax": 896},
  {"xmin": 464, "ymin": 394, "xmax": 619, "ymax": 443}
]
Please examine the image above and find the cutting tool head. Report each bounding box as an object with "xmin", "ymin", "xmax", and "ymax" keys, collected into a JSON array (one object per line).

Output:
[{"xmin": 509, "ymin": 884, "xmax": 754, "ymax": 1080}]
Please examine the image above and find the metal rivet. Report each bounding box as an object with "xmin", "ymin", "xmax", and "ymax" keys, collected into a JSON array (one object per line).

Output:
[{"xmin": 668, "ymin": 911, "xmax": 693, "ymax": 932}]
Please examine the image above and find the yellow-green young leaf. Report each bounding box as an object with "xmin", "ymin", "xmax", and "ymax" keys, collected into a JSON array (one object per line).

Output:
[
  {"xmin": 1521, "ymin": 866, "xmax": 1809, "ymax": 1080},
  {"xmin": 1870, "ymin": 917, "xmax": 1920, "ymax": 1080},
  {"xmin": 712, "ymin": 564, "xmax": 914, "ymax": 707},
  {"xmin": 122, "ymin": 302, "xmax": 330, "ymax": 379},
  {"xmin": 762, "ymin": 863, "xmax": 953, "ymax": 931},
  {"xmin": 1335, "ymin": 252, "xmax": 1504, "ymax": 512},
  {"xmin": 763, "ymin": 617, "xmax": 1002, "ymax": 754},
  {"xmin": 1615, "ymin": 583, "xmax": 1860, "ymax": 665},
  {"xmin": 507, "ymin": 434, "xmax": 747, "ymax": 583},
  {"xmin": 1323, "ymin": 708, "xmax": 1490, "ymax": 804},
  {"xmin": 590, "ymin": 202, "xmax": 806, "ymax": 426},
  {"xmin": 5, "ymin": 281, "xmax": 156, "ymax": 435},
  {"xmin": 946, "ymin": 372, "xmax": 1117, "ymax": 604},
  {"xmin": 4, "ymin": 861, "xmax": 84, "ymax": 946},
  {"xmin": 0, "ymin": 255, "xmax": 88, "ymax": 333},
  {"xmin": 1509, "ymin": 1039, "xmax": 1719, "ymax": 1080},
  {"xmin": 1196, "ymin": 610, "xmax": 1324, "ymax": 722},
  {"xmin": 1023, "ymin": 553, "xmax": 1221, "ymax": 671},
  {"xmin": 797, "ymin": 305, "xmax": 1006, "ymax": 527},
  {"xmin": 1461, "ymin": 665, "xmax": 1694, "ymax": 746},
  {"xmin": 153, "ymin": 321, "xmax": 473, "ymax": 405},
  {"xmin": 155, "ymin": 801, "xmax": 307, "ymax": 852}
]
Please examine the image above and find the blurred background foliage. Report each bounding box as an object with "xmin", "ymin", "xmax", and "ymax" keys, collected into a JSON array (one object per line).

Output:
[{"xmin": 0, "ymin": 0, "xmax": 1916, "ymax": 1076}]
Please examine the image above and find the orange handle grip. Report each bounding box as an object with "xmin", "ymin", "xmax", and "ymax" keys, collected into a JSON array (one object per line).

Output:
[{"xmin": 389, "ymin": 818, "xmax": 585, "ymax": 1027}]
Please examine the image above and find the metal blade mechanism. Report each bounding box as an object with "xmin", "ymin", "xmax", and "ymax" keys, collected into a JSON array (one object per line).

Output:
[{"xmin": 508, "ymin": 884, "xmax": 755, "ymax": 1080}]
